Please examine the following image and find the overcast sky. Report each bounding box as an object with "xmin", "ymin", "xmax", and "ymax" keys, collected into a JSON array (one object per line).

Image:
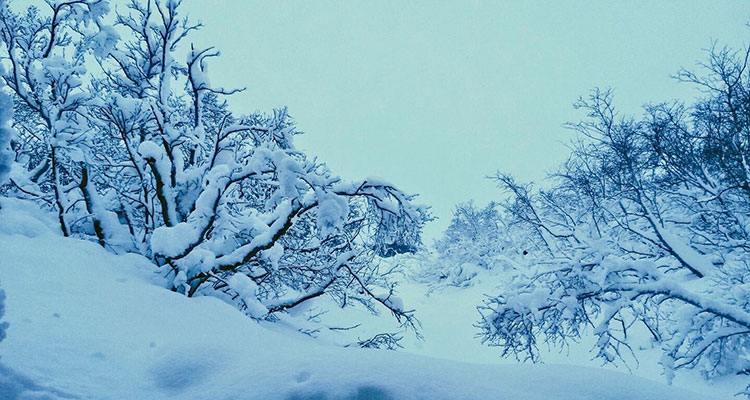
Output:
[{"xmin": 183, "ymin": 1, "xmax": 750, "ymax": 241}]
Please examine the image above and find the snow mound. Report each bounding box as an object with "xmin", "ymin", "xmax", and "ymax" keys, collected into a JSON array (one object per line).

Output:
[{"xmin": 0, "ymin": 201, "xmax": 715, "ymax": 399}]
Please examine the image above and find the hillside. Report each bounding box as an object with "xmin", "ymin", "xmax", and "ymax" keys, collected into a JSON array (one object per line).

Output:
[{"xmin": 0, "ymin": 198, "xmax": 722, "ymax": 400}]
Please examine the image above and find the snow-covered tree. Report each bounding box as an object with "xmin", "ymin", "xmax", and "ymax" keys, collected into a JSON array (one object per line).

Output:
[
  {"xmin": 435, "ymin": 201, "xmax": 509, "ymax": 269},
  {"xmin": 0, "ymin": 26, "xmax": 12, "ymax": 344},
  {"xmin": 0, "ymin": 0, "xmax": 114, "ymax": 236},
  {"xmin": 0, "ymin": 62, "xmax": 12, "ymax": 185},
  {"xmin": 477, "ymin": 44, "xmax": 750, "ymax": 387},
  {"xmin": 418, "ymin": 201, "xmax": 519, "ymax": 289},
  {"xmin": 0, "ymin": 0, "xmax": 428, "ymax": 331}
]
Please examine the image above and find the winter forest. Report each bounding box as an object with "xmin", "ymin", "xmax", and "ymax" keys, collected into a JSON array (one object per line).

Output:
[{"xmin": 1, "ymin": 1, "xmax": 750, "ymax": 399}]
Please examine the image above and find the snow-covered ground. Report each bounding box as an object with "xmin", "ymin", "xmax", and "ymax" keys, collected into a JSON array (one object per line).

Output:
[
  {"xmin": 316, "ymin": 262, "xmax": 746, "ymax": 398},
  {"xmin": 393, "ymin": 278, "xmax": 745, "ymax": 396},
  {"xmin": 0, "ymin": 199, "xmax": 733, "ymax": 399}
]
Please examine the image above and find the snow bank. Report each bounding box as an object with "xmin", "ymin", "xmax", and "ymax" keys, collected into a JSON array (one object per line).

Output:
[{"xmin": 0, "ymin": 200, "xmax": 716, "ymax": 399}]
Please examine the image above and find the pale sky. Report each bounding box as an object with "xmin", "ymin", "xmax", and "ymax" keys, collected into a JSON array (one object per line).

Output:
[{"xmin": 183, "ymin": 1, "xmax": 750, "ymax": 241}]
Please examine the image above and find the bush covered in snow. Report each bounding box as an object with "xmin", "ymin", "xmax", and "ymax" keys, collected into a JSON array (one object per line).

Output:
[
  {"xmin": 475, "ymin": 44, "xmax": 750, "ymax": 391},
  {"xmin": 0, "ymin": 62, "xmax": 13, "ymax": 185},
  {"xmin": 437, "ymin": 202, "xmax": 511, "ymax": 266},
  {"xmin": 412, "ymin": 201, "xmax": 522, "ymax": 291},
  {"xmin": 0, "ymin": 0, "xmax": 427, "ymax": 330}
]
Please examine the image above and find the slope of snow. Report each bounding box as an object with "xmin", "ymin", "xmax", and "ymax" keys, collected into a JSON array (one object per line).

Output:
[{"xmin": 0, "ymin": 199, "xmax": 721, "ymax": 399}]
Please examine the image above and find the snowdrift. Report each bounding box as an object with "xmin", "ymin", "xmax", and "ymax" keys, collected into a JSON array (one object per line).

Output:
[{"xmin": 0, "ymin": 199, "xmax": 716, "ymax": 399}]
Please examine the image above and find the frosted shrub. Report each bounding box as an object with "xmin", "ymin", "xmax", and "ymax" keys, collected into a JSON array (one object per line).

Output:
[
  {"xmin": 420, "ymin": 201, "xmax": 520, "ymax": 290},
  {"xmin": 478, "ymin": 45, "xmax": 750, "ymax": 391},
  {"xmin": 0, "ymin": 0, "xmax": 427, "ymax": 330}
]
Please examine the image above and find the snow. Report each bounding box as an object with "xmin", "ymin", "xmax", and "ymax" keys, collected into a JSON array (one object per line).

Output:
[
  {"xmin": 313, "ymin": 257, "xmax": 747, "ymax": 398},
  {"xmin": 315, "ymin": 189, "xmax": 349, "ymax": 236},
  {"xmin": 137, "ymin": 140, "xmax": 178, "ymax": 226},
  {"xmin": 228, "ymin": 273, "xmax": 268, "ymax": 318},
  {"xmin": 91, "ymin": 25, "xmax": 120, "ymax": 58},
  {"xmin": 644, "ymin": 209, "xmax": 714, "ymax": 278},
  {"xmin": 151, "ymin": 221, "xmax": 201, "ymax": 258},
  {"xmin": 0, "ymin": 288, "xmax": 6, "ymax": 344},
  {"xmin": 0, "ymin": 64, "xmax": 14, "ymax": 185},
  {"xmin": 0, "ymin": 200, "xmax": 720, "ymax": 400}
]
